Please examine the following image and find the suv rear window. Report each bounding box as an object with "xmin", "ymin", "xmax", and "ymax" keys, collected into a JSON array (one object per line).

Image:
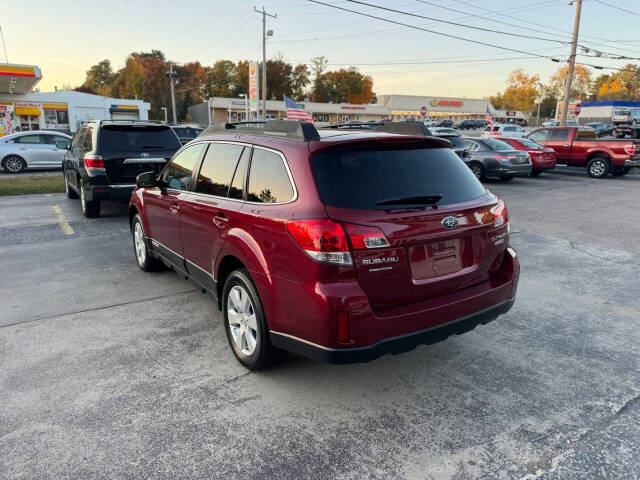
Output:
[
  {"xmin": 311, "ymin": 147, "xmax": 486, "ymax": 210},
  {"xmin": 99, "ymin": 125, "xmax": 180, "ymax": 151}
]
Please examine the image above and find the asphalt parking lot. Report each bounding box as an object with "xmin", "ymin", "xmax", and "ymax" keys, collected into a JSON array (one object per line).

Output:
[{"xmin": 1, "ymin": 168, "xmax": 639, "ymax": 479}]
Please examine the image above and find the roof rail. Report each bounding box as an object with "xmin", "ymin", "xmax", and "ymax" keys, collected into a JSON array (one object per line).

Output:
[
  {"xmin": 201, "ymin": 120, "xmax": 320, "ymax": 141},
  {"xmin": 320, "ymin": 121, "xmax": 432, "ymax": 136}
]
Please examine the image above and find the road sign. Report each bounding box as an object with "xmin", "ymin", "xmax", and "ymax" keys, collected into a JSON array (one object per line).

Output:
[
  {"xmin": 574, "ymin": 103, "xmax": 581, "ymax": 116},
  {"xmin": 420, "ymin": 106, "xmax": 427, "ymax": 117},
  {"xmin": 249, "ymin": 62, "xmax": 259, "ymax": 114}
]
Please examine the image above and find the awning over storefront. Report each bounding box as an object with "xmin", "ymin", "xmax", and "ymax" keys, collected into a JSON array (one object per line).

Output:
[
  {"xmin": 0, "ymin": 64, "xmax": 42, "ymax": 94},
  {"xmin": 15, "ymin": 107, "xmax": 42, "ymax": 116}
]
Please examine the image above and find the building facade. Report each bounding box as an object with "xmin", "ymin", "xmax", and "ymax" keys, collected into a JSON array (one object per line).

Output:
[
  {"xmin": 0, "ymin": 62, "xmax": 150, "ymax": 137},
  {"xmin": 190, "ymin": 95, "xmax": 529, "ymax": 127}
]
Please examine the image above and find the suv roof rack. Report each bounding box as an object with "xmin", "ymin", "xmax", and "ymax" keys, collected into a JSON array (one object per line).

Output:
[
  {"xmin": 201, "ymin": 120, "xmax": 320, "ymax": 141},
  {"xmin": 320, "ymin": 121, "xmax": 432, "ymax": 136}
]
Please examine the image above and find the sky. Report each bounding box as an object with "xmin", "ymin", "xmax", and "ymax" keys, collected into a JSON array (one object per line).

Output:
[{"xmin": 4, "ymin": 0, "xmax": 638, "ymax": 99}]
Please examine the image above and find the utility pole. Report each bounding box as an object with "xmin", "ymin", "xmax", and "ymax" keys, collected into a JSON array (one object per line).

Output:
[
  {"xmin": 561, "ymin": 0, "xmax": 582, "ymax": 126},
  {"xmin": 536, "ymin": 83, "xmax": 543, "ymax": 126},
  {"xmin": 254, "ymin": 6, "xmax": 277, "ymax": 121},
  {"xmin": 166, "ymin": 62, "xmax": 178, "ymax": 124}
]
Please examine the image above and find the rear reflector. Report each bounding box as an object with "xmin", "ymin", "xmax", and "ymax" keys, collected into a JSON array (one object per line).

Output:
[
  {"xmin": 286, "ymin": 219, "xmax": 352, "ymax": 265},
  {"xmin": 624, "ymin": 144, "xmax": 636, "ymax": 155},
  {"xmin": 336, "ymin": 311, "xmax": 351, "ymax": 343},
  {"xmin": 344, "ymin": 224, "xmax": 390, "ymax": 250}
]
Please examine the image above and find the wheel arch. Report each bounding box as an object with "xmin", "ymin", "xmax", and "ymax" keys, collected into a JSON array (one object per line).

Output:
[
  {"xmin": 216, "ymin": 255, "xmax": 247, "ymax": 310},
  {"xmin": 585, "ymin": 150, "xmax": 611, "ymax": 163}
]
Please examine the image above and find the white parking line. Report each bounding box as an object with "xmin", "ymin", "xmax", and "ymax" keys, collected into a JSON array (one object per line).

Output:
[{"xmin": 51, "ymin": 205, "xmax": 74, "ymax": 235}]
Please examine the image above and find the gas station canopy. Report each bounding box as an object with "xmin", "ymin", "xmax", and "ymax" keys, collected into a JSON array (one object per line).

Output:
[{"xmin": 0, "ymin": 63, "xmax": 42, "ymax": 94}]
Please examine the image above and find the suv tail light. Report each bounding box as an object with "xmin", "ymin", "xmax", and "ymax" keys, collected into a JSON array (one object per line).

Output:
[
  {"xmin": 286, "ymin": 219, "xmax": 352, "ymax": 265},
  {"xmin": 84, "ymin": 154, "xmax": 105, "ymax": 173},
  {"xmin": 344, "ymin": 224, "xmax": 390, "ymax": 250},
  {"xmin": 286, "ymin": 220, "xmax": 392, "ymax": 265},
  {"xmin": 624, "ymin": 144, "xmax": 636, "ymax": 155},
  {"xmin": 492, "ymin": 199, "xmax": 509, "ymax": 228}
]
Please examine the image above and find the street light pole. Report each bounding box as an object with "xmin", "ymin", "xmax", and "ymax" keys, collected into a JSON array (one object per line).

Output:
[
  {"xmin": 254, "ymin": 6, "xmax": 277, "ymax": 121},
  {"xmin": 161, "ymin": 107, "xmax": 168, "ymax": 124},
  {"xmin": 536, "ymin": 83, "xmax": 543, "ymax": 126},
  {"xmin": 239, "ymin": 94, "xmax": 248, "ymax": 121},
  {"xmin": 561, "ymin": 0, "xmax": 583, "ymax": 126}
]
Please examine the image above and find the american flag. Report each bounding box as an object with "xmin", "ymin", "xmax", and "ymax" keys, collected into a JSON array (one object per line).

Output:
[
  {"xmin": 284, "ymin": 95, "xmax": 313, "ymax": 123},
  {"xmin": 485, "ymin": 106, "xmax": 493, "ymax": 126}
]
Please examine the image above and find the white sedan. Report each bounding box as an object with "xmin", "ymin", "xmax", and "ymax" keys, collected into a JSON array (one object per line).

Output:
[
  {"xmin": 482, "ymin": 124, "xmax": 527, "ymax": 138},
  {"xmin": 0, "ymin": 131, "xmax": 72, "ymax": 174}
]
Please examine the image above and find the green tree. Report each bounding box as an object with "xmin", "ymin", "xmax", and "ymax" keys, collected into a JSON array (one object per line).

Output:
[
  {"xmin": 291, "ymin": 64, "xmax": 310, "ymax": 99},
  {"xmin": 207, "ymin": 60, "xmax": 236, "ymax": 98},
  {"xmin": 82, "ymin": 60, "xmax": 117, "ymax": 96}
]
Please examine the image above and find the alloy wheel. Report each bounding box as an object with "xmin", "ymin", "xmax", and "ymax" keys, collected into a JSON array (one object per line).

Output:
[
  {"xmin": 133, "ymin": 221, "xmax": 146, "ymax": 266},
  {"xmin": 471, "ymin": 164, "xmax": 482, "ymax": 179},
  {"xmin": 5, "ymin": 157, "xmax": 23, "ymax": 173},
  {"xmin": 590, "ymin": 160, "xmax": 606, "ymax": 177},
  {"xmin": 227, "ymin": 285, "xmax": 258, "ymax": 356}
]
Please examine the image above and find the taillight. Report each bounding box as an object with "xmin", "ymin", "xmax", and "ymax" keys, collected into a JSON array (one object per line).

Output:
[
  {"xmin": 492, "ymin": 200, "xmax": 509, "ymax": 228},
  {"xmin": 493, "ymin": 154, "xmax": 509, "ymax": 161},
  {"xmin": 286, "ymin": 219, "xmax": 352, "ymax": 265},
  {"xmin": 344, "ymin": 224, "xmax": 390, "ymax": 250},
  {"xmin": 84, "ymin": 154, "xmax": 105, "ymax": 172},
  {"xmin": 624, "ymin": 144, "xmax": 635, "ymax": 155}
]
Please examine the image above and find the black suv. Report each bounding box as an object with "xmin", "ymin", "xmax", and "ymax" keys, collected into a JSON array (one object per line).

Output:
[{"xmin": 63, "ymin": 120, "xmax": 181, "ymax": 217}]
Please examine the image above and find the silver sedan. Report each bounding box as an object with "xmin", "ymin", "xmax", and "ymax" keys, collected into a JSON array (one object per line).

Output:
[{"xmin": 0, "ymin": 131, "xmax": 72, "ymax": 174}]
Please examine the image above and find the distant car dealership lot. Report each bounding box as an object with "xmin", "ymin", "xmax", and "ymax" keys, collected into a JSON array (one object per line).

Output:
[{"xmin": 1, "ymin": 168, "xmax": 639, "ymax": 478}]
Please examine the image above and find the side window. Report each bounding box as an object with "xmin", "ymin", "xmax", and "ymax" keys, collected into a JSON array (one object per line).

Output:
[
  {"xmin": 161, "ymin": 143, "xmax": 205, "ymax": 191},
  {"xmin": 466, "ymin": 140, "xmax": 480, "ymax": 152},
  {"xmin": 528, "ymin": 129, "xmax": 549, "ymax": 142},
  {"xmin": 82, "ymin": 126, "xmax": 94, "ymax": 152},
  {"xmin": 195, "ymin": 143, "xmax": 245, "ymax": 197},
  {"xmin": 228, "ymin": 148, "xmax": 251, "ymax": 200},
  {"xmin": 247, "ymin": 149, "xmax": 294, "ymax": 204},
  {"xmin": 550, "ymin": 129, "xmax": 569, "ymax": 141},
  {"xmin": 504, "ymin": 126, "xmax": 515, "ymax": 132},
  {"xmin": 15, "ymin": 134, "xmax": 43, "ymax": 144}
]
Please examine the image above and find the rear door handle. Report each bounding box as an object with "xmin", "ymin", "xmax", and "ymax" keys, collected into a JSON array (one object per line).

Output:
[
  {"xmin": 562, "ymin": 144, "xmax": 569, "ymax": 148},
  {"xmin": 213, "ymin": 212, "xmax": 229, "ymax": 229}
]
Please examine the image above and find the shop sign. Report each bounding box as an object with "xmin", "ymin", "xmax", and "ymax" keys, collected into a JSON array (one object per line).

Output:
[
  {"xmin": 430, "ymin": 99, "xmax": 464, "ymax": 107},
  {"xmin": 341, "ymin": 105, "xmax": 365, "ymax": 110},
  {"xmin": 249, "ymin": 62, "xmax": 259, "ymax": 113},
  {"xmin": 506, "ymin": 111, "xmax": 516, "ymax": 116}
]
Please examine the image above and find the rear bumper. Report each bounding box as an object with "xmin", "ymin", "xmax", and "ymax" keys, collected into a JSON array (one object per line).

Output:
[
  {"xmin": 624, "ymin": 159, "xmax": 640, "ymax": 168},
  {"xmin": 487, "ymin": 163, "xmax": 532, "ymax": 177},
  {"xmin": 265, "ymin": 247, "xmax": 519, "ymax": 364},
  {"xmin": 86, "ymin": 183, "xmax": 135, "ymax": 201},
  {"xmin": 271, "ymin": 298, "xmax": 515, "ymax": 364}
]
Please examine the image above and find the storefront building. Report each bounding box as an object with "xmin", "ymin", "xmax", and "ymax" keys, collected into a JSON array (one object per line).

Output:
[
  {"xmin": 190, "ymin": 95, "xmax": 530, "ymax": 127},
  {"xmin": 0, "ymin": 62, "xmax": 150, "ymax": 137},
  {"xmin": 189, "ymin": 97, "xmax": 390, "ymax": 126}
]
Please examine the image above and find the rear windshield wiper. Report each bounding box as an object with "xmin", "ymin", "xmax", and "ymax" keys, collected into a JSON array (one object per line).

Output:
[{"xmin": 375, "ymin": 194, "xmax": 443, "ymax": 206}]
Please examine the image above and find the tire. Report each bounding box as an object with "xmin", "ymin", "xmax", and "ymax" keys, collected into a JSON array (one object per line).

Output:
[
  {"xmin": 500, "ymin": 174, "xmax": 514, "ymax": 182},
  {"xmin": 611, "ymin": 167, "xmax": 631, "ymax": 177},
  {"xmin": 469, "ymin": 162, "xmax": 485, "ymax": 181},
  {"xmin": 131, "ymin": 214, "xmax": 161, "ymax": 271},
  {"xmin": 64, "ymin": 171, "xmax": 79, "ymax": 199},
  {"xmin": 530, "ymin": 169, "xmax": 542, "ymax": 177},
  {"xmin": 222, "ymin": 269, "xmax": 286, "ymax": 370},
  {"xmin": 586, "ymin": 157, "xmax": 610, "ymax": 179},
  {"xmin": 3, "ymin": 155, "xmax": 26, "ymax": 174},
  {"xmin": 80, "ymin": 181, "xmax": 100, "ymax": 217}
]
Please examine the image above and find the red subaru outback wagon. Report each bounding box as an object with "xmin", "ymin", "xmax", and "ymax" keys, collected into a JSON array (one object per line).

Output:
[{"xmin": 129, "ymin": 121, "xmax": 519, "ymax": 369}]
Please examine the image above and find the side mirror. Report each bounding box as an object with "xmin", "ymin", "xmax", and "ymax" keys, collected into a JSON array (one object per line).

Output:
[{"xmin": 136, "ymin": 171, "xmax": 159, "ymax": 188}]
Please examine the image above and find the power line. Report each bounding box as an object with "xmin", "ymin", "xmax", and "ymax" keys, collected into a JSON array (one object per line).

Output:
[
  {"xmin": 344, "ymin": 0, "xmax": 570, "ymax": 45},
  {"xmin": 307, "ymin": 0, "xmax": 558, "ymax": 60},
  {"xmin": 593, "ymin": 0, "xmax": 640, "ymax": 18}
]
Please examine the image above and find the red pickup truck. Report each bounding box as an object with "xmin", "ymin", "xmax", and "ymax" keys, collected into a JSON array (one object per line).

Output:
[{"xmin": 526, "ymin": 126, "xmax": 640, "ymax": 178}]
